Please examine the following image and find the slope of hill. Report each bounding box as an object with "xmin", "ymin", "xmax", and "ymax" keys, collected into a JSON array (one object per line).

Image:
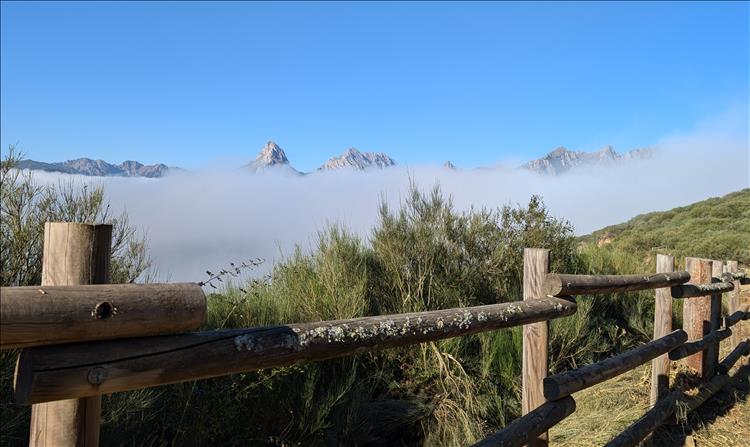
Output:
[{"xmin": 579, "ymin": 189, "xmax": 750, "ymax": 265}]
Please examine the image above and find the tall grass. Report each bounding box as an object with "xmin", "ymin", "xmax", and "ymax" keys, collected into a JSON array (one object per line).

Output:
[{"xmin": 2, "ymin": 170, "xmax": 712, "ymax": 445}]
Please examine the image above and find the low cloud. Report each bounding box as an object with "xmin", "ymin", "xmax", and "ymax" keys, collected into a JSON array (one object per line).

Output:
[{"xmin": 30, "ymin": 109, "xmax": 749, "ymax": 282}]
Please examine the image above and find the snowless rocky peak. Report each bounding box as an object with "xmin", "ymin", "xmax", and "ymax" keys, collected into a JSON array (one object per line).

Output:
[
  {"xmin": 319, "ymin": 148, "xmax": 397, "ymax": 171},
  {"xmin": 244, "ymin": 141, "xmax": 300, "ymax": 173},
  {"xmin": 248, "ymin": 141, "xmax": 289, "ymax": 169},
  {"xmin": 443, "ymin": 160, "xmax": 456, "ymax": 169},
  {"xmin": 523, "ymin": 146, "xmax": 653, "ymax": 175}
]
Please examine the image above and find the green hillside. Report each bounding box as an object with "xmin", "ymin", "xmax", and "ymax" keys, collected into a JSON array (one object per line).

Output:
[{"xmin": 579, "ymin": 189, "xmax": 750, "ymax": 266}]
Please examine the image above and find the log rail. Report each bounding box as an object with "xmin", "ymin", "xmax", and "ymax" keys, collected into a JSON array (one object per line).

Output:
[{"xmin": 3, "ymin": 239, "xmax": 749, "ymax": 447}]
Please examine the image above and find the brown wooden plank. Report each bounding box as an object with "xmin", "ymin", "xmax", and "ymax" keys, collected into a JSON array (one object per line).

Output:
[
  {"xmin": 682, "ymin": 258, "xmax": 713, "ymax": 377},
  {"xmin": 30, "ymin": 223, "xmax": 111, "ymax": 447},
  {"xmin": 606, "ymin": 340, "xmax": 749, "ymax": 447},
  {"xmin": 668, "ymin": 328, "xmax": 732, "ymax": 361},
  {"xmin": 543, "ymin": 272, "xmax": 689, "ymax": 297},
  {"xmin": 670, "ymin": 282, "xmax": 734, "ymax": 298},
  {"xmin": 15, "ymin": 297, "xmax": 578, "ymax": 405},
  {"xmin": 650, "ymin": 254, "xmax": 673, "ymax": 407},
  {"xmin": 521, "ymin": 248, "xmax": 550, "ymax": 447},
  {"xmin": 1, "ymin": 283, "xmax": 206, "ymax": 349},
  {"xmin": 471, "ymin": 397, "xmax": 575, "ymax": 447}
]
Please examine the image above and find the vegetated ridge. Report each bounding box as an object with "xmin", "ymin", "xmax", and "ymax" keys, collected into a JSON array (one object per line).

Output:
[{"xmin": 579, "ymin": 188, "xmax": 750, "ymax": 265}]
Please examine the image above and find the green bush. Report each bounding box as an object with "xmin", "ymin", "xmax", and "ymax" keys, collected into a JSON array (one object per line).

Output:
[{"xmin": 5, "ymin": 147, "xmax": 736, "ymax": 445}]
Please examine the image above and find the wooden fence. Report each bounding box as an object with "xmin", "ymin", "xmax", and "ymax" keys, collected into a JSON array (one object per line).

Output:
[{"xmin": 1, "ymin": 223, "xmax": 749, "ymax": 447}]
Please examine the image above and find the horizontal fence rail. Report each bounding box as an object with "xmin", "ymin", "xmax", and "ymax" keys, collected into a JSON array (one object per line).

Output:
[
  {"xmin": 0, "ymin": 284, "xmax": 206, "ymax": 349},
  {"xmin": 542, "ymin": 272, "xmax": 690, "ymax": 297},
  {"xmin": 668, "ymin": 329, "xmax": 733, "ymax": 361},
  {"xmin": 4, "ymin": 233, "xmax": 748, "ymax": 447},
  {"xmin": 604, "ymin": 341, "xmax": 749, "ymax": 447},
  {"xmin": 670, "ymin": 282, "xmax": 734, "ymax": 299},
  {"xmin": 14, "ymin": 297, "xmax": 577, "ymax": 404},
  {"xmin": 723, "ymin": 305, "xmax": 749, "ymax": 328},
  {"xmin": 543, "ymin": 330, "xmax": 688, "ymax": 400},
  {"xmin": 471, "ymin": 397, "xmax": 576, "ymax": 447}
]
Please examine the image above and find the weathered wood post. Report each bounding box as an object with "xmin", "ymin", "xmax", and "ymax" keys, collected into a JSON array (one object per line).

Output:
[
  {"xmin": 708, "ymin": 260, "xmax": 724, "ymax": 369},
  {"xmin": 522, "ymin": 248, "xmax": 550, "ymax": 447},
  {"xmin": 682, "ymin": 257, "xmax": 714, "ymax": 378},
  {"xmin": 29, "ymin": 222, "xmax": 112, "ymax": 447},
  {"xmin": 650, "ymin": 254, "xmax": 673, "ymax": 407},
  {"xmin": 725, "ymin": 261, "xmax": 740, "ymax": 348}
]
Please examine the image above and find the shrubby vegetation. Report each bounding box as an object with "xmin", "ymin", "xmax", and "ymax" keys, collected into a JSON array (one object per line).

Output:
[
  {"xmin": 2, "ymin": 147, "xmax": 744, "ymax": 446},
  {"xmin": 0, "ymin": 147, "xmax": 152, "ymax": 445},
  {"xmin": 579, "ymin": 189, "xmax": 750, "ymax": 267}
]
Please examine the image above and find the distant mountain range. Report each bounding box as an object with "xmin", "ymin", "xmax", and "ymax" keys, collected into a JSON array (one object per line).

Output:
[
  {"xmin": 16, "ymin": 142, "xmax": 654, "ymax": 177},
  {"xmin": 522, "ymin": 145, "xmax": 654, "ymax": 175},
  {"xmin": 16, "ymin": 158, "xmax": 173, "ymax": 178}
]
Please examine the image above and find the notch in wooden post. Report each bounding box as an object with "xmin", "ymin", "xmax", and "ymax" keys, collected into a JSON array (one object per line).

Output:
[
  {"xmin": 682, "ymin": 257, "xmax": 714, "ymax": 378},
  {"xmin": 29, "ymin": 222, "xmax": 112, "ymax": 447},
  {"xmin": 522, "ymin": 248, "xmax": 550, "ymax": 447},
  {"xmin": 650, "ymin": 254, "xmax": 674, "ymax": 407}
]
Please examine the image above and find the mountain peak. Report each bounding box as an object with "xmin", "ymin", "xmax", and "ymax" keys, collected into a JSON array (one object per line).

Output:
[
  {"xmin": 523, "ymin": 145, "xmax": 649, "ymax": 175},
  {"xmin": 319, "ymin": 147, "xmax": 396, "ymax": 171},
  {"xmin": 246, "ymin": 140, "xmax": 296, "ymax": 172},
  {"xmin": 548, "ymin": 146, "xmax": 570, "ymax": 157}
]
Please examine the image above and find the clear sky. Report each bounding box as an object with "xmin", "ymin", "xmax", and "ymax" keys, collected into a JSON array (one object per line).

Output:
[{"xmin": 1, "ymin": 1, "xmax": 748, "ymax": 171}]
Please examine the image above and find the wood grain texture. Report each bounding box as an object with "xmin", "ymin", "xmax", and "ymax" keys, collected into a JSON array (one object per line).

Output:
[
  {"xmin": 682, "ymin": 258, "xmax": 713, "ymax": 377},
  {"xmin": 521, "ymin": 248, "xmax": 550, "ymax": 447},
  {"xmin": 650, "ymin": 254, "xmax": 673, "ymax": 407},
  {"xmin": 1, "ymin": 283, "xmax": 205, "ymax": 349},
  {"xmin": 471, "ymin": 397, "xmax": 575, "ymax": 447},
  {"xmin": 30, "ymin": 223, "xmax": 111, "ymax": 447},
  {"xmin": 543, "ymin": 272, "xmax": 690, "ymax": 297},
  {"xmin": 15, "ymin": 297, "xmax": 578, "ymax": 405},
  {"xmin": 543, "ymin": 330, "xmax": 687, "ymax": 400}
]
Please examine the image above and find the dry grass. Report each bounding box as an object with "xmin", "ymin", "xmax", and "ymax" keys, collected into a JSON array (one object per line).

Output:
[{"xmin": 551, "ymin": 291, "xmax": 750, "ymax": 447}]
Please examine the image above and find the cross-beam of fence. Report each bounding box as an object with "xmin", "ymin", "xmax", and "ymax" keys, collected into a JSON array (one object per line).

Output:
[{"xmin": 1, "ymin": 222, "xmax": 749, "ymax": 447}]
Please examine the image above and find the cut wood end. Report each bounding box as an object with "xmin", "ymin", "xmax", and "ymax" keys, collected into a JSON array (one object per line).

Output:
[{"xmin": 542, "ymin": 274, "xmax": 563, "ymax": 297}]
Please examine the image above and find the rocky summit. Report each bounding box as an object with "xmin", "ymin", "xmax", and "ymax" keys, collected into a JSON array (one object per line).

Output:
[
  {"xmin": 16, "ymin": 158, "xmax": 171, "ymax": 177},
  {"xmin": 318, "ymin": 148, "xmax": 397, "ymax": 171},
  {"xmin": 244, "ymin": 141, "xmax": 300, "ymax": 174},
  {"xmin": 522, "ymin": 146, "xmax": 653, "ymax": 175}
]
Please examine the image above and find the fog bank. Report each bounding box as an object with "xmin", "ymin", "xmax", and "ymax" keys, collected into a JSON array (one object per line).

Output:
[{"xmin": 31, "ymin": 114, "xmax": 749, "ymax": 282}]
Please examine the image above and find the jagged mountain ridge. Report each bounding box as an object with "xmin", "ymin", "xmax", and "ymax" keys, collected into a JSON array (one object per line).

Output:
[
  {"xmin": 17, "ymin": 141, "xmax": 655, "ymax": 177},
  {"xmin": 16, "ymin": 158, "xmax": 172, "ymax": 178},
  {"xmin": 318, "ymin": 148, "xmax": 396, "ymax": 171},
  {"xmin": 522, "ymin": 145, "xmax": 653, "ymax": 175}
]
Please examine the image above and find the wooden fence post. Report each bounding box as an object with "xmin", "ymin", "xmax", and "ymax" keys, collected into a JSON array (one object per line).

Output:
[
  {"xmin": 708, "ymin": 260, "xmax": 724, "ymax": 369},
  {"xmin": 725, "ymin": 261, "xmax": 740, "ymax": 348},
  {"xmin": 682, "ymin": 257, "xmax": 714, "ymax": 378},
  {"xmin": 522, "ymin": 248, "xmax": 550, "ymax": 447},
  {"xmin": 650, "ymin": 254, "xmax": 673, "ymax": 407},
  {"xmin": 29, "ymin": 223, "xmax": 112, "ymax": 447}
]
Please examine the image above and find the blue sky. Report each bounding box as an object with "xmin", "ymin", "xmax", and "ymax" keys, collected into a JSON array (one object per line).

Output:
[{"xmin": 1, "ymin": 1, "xmax": 748, "ymax": 171}]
